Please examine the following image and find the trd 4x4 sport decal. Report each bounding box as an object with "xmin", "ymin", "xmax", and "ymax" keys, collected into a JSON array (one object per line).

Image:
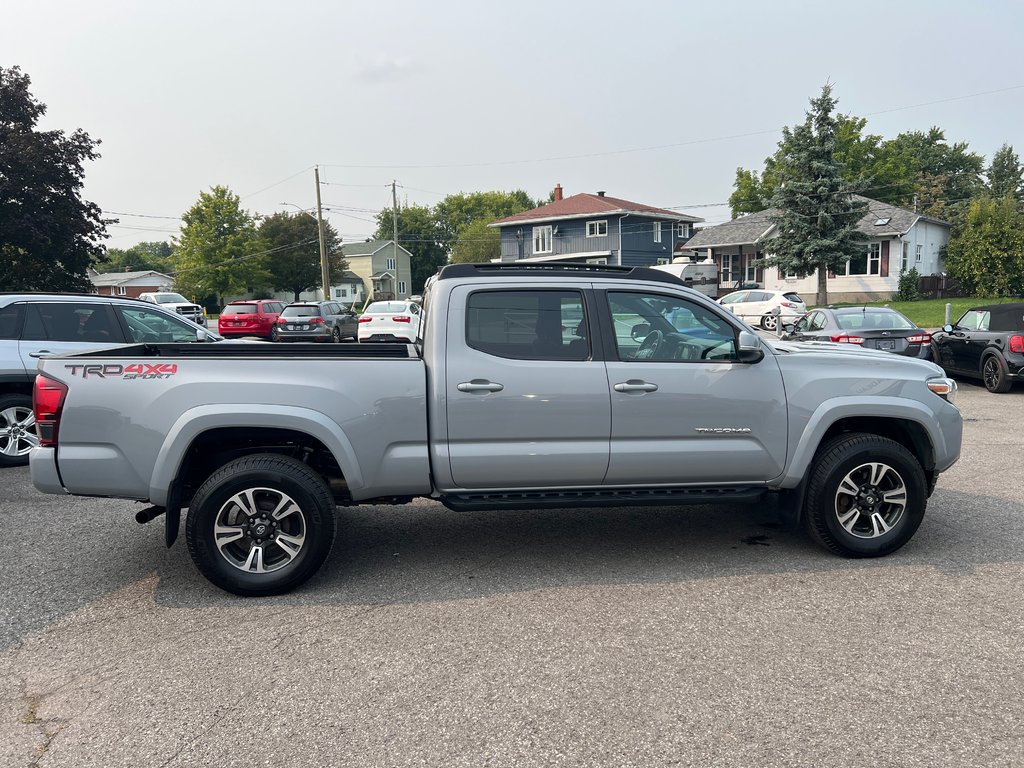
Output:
[{"xmin": 64, "ymin": 363, "xmax": 179, "ymax": 380}]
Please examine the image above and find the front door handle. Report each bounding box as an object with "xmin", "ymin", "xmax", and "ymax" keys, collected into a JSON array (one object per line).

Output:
[
  {"xmin": 457, "ymin": 379, "xmax": 504, "ymax": 393},
  {"xmin": 614, "ymin": 380, "xmax": 658, "ymax": 393},
  {"xmin": 29, "ymin": 350, "xmax": 53, "ymax": 358}
]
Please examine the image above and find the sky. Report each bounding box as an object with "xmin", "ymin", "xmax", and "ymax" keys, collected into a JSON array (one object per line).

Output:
[{"xmin": 4, "ymin": 0, "xmax": 1024, "ymax": 249}]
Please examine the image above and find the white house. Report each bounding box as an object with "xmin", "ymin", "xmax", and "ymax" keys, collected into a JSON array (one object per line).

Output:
[{"xmin": 685, "ymin": 196, "xmax": 951, "ymax": 303}]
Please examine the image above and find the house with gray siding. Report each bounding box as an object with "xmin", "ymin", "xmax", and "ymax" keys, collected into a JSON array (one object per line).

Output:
[
  {"xmin": 489, "ymin": 185, "xmax": 703, "ymax": 267},
  {"xmin": 685, "ymin": 196, "xmax": 951, "ymax": 302}
]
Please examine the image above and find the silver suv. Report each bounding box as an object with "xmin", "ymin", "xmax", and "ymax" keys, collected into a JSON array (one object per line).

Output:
[{"xmin": 0, "ymin": 293, "xmax": 218, "ymax": 467}]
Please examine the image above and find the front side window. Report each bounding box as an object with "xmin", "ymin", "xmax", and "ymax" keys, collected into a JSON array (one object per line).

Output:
[
  {"xmin": 809, "ymin": 312, "xmax": 828, "ymax": 331},
  {"xmin": 25, "ymin": 303, "xmax": 121, "ymax": 343},
  {"xmin": 607, "ymin": 291, "xmax": 737, "ymax": 362},
  {"xmin": 586, "ymin": 220, "xmax": 607, "ymax": 238},
  {"xmin": 466, "ymin": 289, "xmax": 587, "ymax": 361},
  {"xmin": 116, "ymin": 307, "xmax": 199, "ymax": 343},
  {"xmin": 533, "ymin": 226, "xmax": 553, "ymax": 254},
  {"xmin": 957, "ymin": 310, "xmax": 990, "ymax": 332}
]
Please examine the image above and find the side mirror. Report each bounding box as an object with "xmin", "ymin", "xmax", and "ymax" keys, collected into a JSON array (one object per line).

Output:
[
  {"xmin": 196, "ymin": 328, "xmax": 212, "ymax": 343},
  {"xmin": 631, "ymin": 323, "xmax": 651, "ymax": 342},
  {"xmin": 737, "ymin": 330, "xmax": 764, "ymax": 363},
  {"xmin": 941, "ymin": 324, "xmax": 953, "ymax": 333}
]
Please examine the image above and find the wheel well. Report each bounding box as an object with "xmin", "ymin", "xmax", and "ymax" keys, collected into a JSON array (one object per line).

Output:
[
  {"xmin": 0, "ymin": 382, "xmax": 33, "ymax": 399},
  {"xmin": 176, "ymin": 427, "xmax": 350, "ymax": 507},
  {"xmin": 820, "ymin": 417, "xmax": 934, "ymax": 471}
]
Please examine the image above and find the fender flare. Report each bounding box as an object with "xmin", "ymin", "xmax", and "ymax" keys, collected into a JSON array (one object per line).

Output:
[{"xmin": 148, "ymin": 404, "xmax": 363, "ymax": 506}]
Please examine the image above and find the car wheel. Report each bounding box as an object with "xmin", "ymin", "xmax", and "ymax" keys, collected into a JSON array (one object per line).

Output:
[
  {"xmin": 331, "ymin": 327, "xmax": 342, "ymax": 343},
  {"xmin": 982, "ymin": 354, "xmax": 1012, "ymax": 393},
  {"xmin": 269, "ymin": 325, "xmax": 280, "ymax": 343},
  {"xmin": 0, "ymin": 394, "xmax": 38, "ymax": 468},
  {"xmin": 803, "ymin": 433, "xmax": 926, "ymax": 558},
  {"xmin": 760, "ymin": 314, "xmax": 778, "ymax": 331},
  {"xmin": 185, "ymin": 454, "xmax": 337, "ymax": 596}
]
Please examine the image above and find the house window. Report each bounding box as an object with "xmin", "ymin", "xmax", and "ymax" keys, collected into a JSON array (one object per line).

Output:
[
  {"xmin": 398, "ymin": 281, "xmax": 407, "ymax": 294},
  {"xmin": 868, "ymin": 242, "xmax": 881, "ymax": 275},
  {"xmin": 720, "ymin": 254, "xmax": 740, "ymax": 284},
  {"xmin": 847, "ymin": 244, "xmax": 881, "ymax": 276},
  {"xmin": 745, "ymin": 261, "xmax": 758, "ymax": 282},
  {"xmin": 386, "ymin": 257, "xmax": 396, "ymax": 270},
  {"xmin": 656, "ymin": 257, "xmax": 670, "ymax": 265},
  {"xmin": 533, "ymin": 225, "xmax": 553, "ymax": 254},
  {"xmin": 118, "ymin": 286, "xmax": 127, "ymax": 295},
  {"xmin": 586, "ymin": 220, "xmax": 607, "ymax": 238},
  {"xmin": 916, "ymin": 244, "xmax": 922, "ymax": 263},
  {"xmin": 653, "ymin": 222, "xmax": 662, "ymax": 243},
  {"xmin": 334, "ymin": 288, "xmax": 347, "ymax": 298},
  {"xmin": 902, "ymin": 242, "xmax": 909, "ymax": 272},
  {"xmin": 677, "ymin": 223, "xmax": 691, "ymax": 239}
]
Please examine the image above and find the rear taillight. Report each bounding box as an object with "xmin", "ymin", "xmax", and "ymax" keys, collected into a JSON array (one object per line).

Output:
[
  {"xmin": 358, "ymin": 317, "xmax": 372, "ymax": 323},
  {"xmin": 907, "ymin": 333, "xmax": 932, "ymax": 344},
  {"xmin": 780, "ymin": 301, "xmax": 795, "ymax": 308},
  {"xmin": 830, "ymin": 335, "xmax": 864, "ymax": 344},
  {"xmin": 393, "ymin": 316, "xmax": 412, "ymax": 323},
  {"xmin": 309, "ymin": 316, "xmax": 324, "ymax": 324},
  {"xmin": 1010, "ymin": 335, "xmax": 1024, "ymax": 354},
  {"xmin": 277, "ymin": 317, "xmax": 288, "ymax": 324},
  {"xmin": 33, "ymin": 374, "xmax": 68, "ymax": 447}
]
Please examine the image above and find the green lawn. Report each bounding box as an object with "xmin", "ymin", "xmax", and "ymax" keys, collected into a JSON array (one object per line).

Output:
[{"xmin": 815, "ymin": 297, "xmax": 1018, "ymax": 328}]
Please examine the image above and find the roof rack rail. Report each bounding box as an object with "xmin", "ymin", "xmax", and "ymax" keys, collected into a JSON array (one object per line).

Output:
[{"xmin": 437, "ymin": 262, "xmax": 685, "ymax": 287}]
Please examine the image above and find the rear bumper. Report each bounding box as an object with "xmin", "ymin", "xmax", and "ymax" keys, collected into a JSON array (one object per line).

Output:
[
  {"xmin": 277, "ymin": 330, "xmax": 332, "ymax": 342},
  {"xmin": 359, "ymin": 332, "xmax": 414, "ymax": 343},
  {"xmin": 29, "ymin": 447, "xmax": 65, "ymax": 495}
]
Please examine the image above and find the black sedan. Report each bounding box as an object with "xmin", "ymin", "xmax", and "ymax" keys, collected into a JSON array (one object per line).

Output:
[
  {"xmin": 782, "ymin": 307, "xmax": 932, "ymax": 359},
  {"xmin": 931, "ymin": 303, "xmax": 1024, "ymax": 393}
]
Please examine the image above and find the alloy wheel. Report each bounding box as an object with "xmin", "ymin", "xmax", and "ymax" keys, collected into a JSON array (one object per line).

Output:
[
  {"xmin": 0, "ymin": 405, "xmax": 38, "ymax": 458},
  {"xmin": 213, "ymin": 487, "xmax": 307, "ymax": 573},
  {"xmin": 983, "ymin": 358, "xmax": 1001, "ymax": 391},
  {"xmin": 833, "ymin": 461, "xmax": 907, "ymax": 539}
]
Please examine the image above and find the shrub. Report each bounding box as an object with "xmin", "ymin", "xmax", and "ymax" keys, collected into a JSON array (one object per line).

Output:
[{"xmin": 896, "ymin": 267, "xmax": 921, "ymax": 302}]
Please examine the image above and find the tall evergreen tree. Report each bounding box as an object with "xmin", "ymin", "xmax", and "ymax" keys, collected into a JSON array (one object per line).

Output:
[
  {"xmin": 761, "ymin": 84, "xmax": 868, "ymax": 307},
  {"xmin": 0, "ymin": 66, "xmax": 108, "ymax": 291},
  {"xmin": 987, "ymin": 143, "xmax": 1023, "ymax": 201}
]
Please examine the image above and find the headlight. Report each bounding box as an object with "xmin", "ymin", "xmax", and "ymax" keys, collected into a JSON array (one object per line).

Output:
[{"xmin": 927, "ymin": 377, "xmax": 957, "ymax": 405}]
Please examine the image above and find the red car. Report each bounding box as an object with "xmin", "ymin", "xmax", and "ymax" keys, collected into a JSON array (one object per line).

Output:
[{"xmin": 218, "ymin": 300, "xmax": 286, "ymax": 340}]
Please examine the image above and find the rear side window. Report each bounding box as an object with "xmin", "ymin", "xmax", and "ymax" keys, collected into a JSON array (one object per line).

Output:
[
  {"xmin": 281, "ymin": 306, "xmax": 320, "ymax": 318},
  {"xmin": 466, "ymin": 290, "xmax": 588, "ymax": 361},
  {"xmin": 23, "ymin": 303, "xmax": 122, "ymax": 343},
  {"xmin": 223, "ymin": 304, "xmax": 258, "ymax": 315},
  {"xmin": 0, "ymin": 304, "xmax": 22, "ymax": 339}
]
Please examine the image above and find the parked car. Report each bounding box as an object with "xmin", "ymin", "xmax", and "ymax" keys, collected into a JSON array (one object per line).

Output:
[
  {"xmin": 358, "ymin": 300, "xmax": 422, "ymax": 343},
  {"xmin": 137, "ymin": 291, "xmax": 205, "ymax": 325},
  {"xmin": 718, "ymin": 289, "xmax": 806, "ymax": 330},
  {"xmin": 782, "ymin": 307, "xmax": 933, "ymax": 359},
  {"xmin": 0, "ymin": 293, "xmax": 219, "ymax": 467},
  {"xmin": 931, "ymin": 303, "xmax": 1024, "ymax": 393},
  {"xmin": 275, "ymin": 301, "xmax": 357, "ymax": 343},
  {"xmin": 218, "ymin": 300, "xmax": 285, "ymax": 341}
]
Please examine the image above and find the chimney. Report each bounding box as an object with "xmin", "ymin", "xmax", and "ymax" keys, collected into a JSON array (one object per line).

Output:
[
  {"xmin": 553, "ymin": 183, "xmax": 563, "ymax": 202},
  {"xmin": 597, "ymin": 190, "xmax": 606, "ymax": 197}
]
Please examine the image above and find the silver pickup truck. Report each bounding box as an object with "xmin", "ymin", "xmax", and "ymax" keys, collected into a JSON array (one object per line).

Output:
[{"xmin": 30, "ymin": 264, "xmax": 963, "ymax": 595}]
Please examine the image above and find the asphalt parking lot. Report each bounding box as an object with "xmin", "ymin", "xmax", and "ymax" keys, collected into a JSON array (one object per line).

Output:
[{"xmin": 1, "ymin": 382, "xmax": 1022, "ymax": 767}]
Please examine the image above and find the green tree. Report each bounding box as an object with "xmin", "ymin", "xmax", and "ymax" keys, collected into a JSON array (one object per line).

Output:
[
  {"xmin": 761, "ymin": 84, "xmax": 869, "ymax": 306},
  {"xmin": 0, "ymin": 65, "xmax": 108, "ymax": 291},
  {"xmin": 451, "ymin": 219, "xmax": 500, "ymax": 263},
  {"xmin": 945, "ymin": 195, "xmax": 1024, "ymax": 297},
  {"xmin": 173, "ymin": 186, "xmax": 264, "ymax": 305},
  {"xmin": 96, "ymin": 241, "xmax": 173, "ymax": 273},
  {"xmin": 986, "ymin": 143, "xmax": 1023, "ymax": 201},
  {"xmin": 373, "ymin": 203, "xmax": 447, "ymax": 293},
  {"xmin": 874, "ymin": 128, "xmax": 984, "ymax": 215},
  {"xmin": 728, "ymin": 168, "xmax": 768, "ymax": 218},
  {"xmin": 434, "ymin": 190, "xmax": 536, "ymax": 247},
  {"xmin": 259, "ymin": 212, "xmax": 345, "ymax": 300}
]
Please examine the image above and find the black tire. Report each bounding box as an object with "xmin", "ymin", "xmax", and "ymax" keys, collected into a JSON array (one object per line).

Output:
[
  {"xmin": 982, "ymin": 354, "xmax": 1012, "ymax": 393},
  {"xmin": 331, "ymin": 327, "xmax": 342, "ymax": 343},
  {"xmin": 760, "ymin": 313, "xmax": 778, "ymax": 331},
  {"xmin": 185, "ymin": 454, "xmax": 337, "ymax": 596},
  {"xmin": 803, "ymin": 433, "xmax": 927, "ymax": 558},
  {"xmin": 269, "ymin": 325, "xmax": 280, "ymax": 343},
  {"xmin": 0, "ymin": 393, "xmax": 37, "ymax": 468}
]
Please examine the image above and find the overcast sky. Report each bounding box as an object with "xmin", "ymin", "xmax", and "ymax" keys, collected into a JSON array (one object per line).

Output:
[{"xmin": 5, "ymin": 0, "xmax": 1023, "ymax": 248}]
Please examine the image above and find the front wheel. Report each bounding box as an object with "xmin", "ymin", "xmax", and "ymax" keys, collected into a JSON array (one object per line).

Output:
[
  {"xmin": 803, "ymin": 433, "xmax": 926, "ymax": 558},
  {"xmin": 331, "ymin": 327, "xmax": 342, "ymax": 343},
  {"xmin": 982, "ymin": 354, "xmax": 1012, "ymax": 393},
  {"xmin": 0, "ymin": 394, "xmax": 38, "ymax": 468},
  {"xmin": 185, "ymin": 454, "xmax": 337, "ymax": 595},
  {"xmin": 269, "ymin": 325, "xmax": 280, "ymax": 343}
]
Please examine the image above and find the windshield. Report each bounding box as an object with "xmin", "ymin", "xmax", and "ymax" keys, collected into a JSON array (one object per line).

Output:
[
  {"xmin": 281, "ymin": 305, "xmax": 321, "ymax": 318},
  {"xmin": 153, "ymin": 293, "xmax": 189, "ymax": 304},
  {"xmin": 836, "ymin": 310, "xmax": 915, "ymax": 331}
]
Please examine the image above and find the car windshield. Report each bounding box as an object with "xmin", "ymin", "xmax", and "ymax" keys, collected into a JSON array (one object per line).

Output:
[
  {"xmin": 836, "ymin": 310, "xmax": 915, "ymax": 331},
  {"xmin": 281, "ymin": 305, "xmax": 320, "ymax": 318},
  {"xmin": 222, "ymin": 304, "xmax": 257, "ymax": 314},
  {"xmin": 365, "ymin": 302, "xmax": 409, "ymax": 314},
  {"xmin": 153, "ymin": 293, "xmax": 189, "ymax": 304}
]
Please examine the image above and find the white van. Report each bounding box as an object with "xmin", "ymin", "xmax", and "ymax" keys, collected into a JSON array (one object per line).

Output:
[{"xmin": 651, "ymin": 257, "xmax": 719, "ymax": 298}]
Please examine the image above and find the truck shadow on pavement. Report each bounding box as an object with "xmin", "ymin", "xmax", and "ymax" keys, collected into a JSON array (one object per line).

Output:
[{"xmin": 152, "ymin": 486, "xmax": 1023, "ymax": 608}]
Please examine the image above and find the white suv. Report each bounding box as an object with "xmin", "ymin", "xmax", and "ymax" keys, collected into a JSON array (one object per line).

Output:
[
  {"xmin": 718, "ymin": 289, "xmax": 806, "ymax": 331},
  {"xmin": 138, "ymin": 291, "xmax": 205, "ymax": 325}
]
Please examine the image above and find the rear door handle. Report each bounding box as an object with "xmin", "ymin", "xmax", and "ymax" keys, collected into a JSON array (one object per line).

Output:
[
  {"xmin": 457, "ymin": 379, "xmax": 504, "ymax": 393},
  {"xmin": 614, "ymin": 380, "xmax": 658, "ymax": 393},
  {"xmin": 29, "ymin": 350, "xmax": 53, "ymax": 358}
]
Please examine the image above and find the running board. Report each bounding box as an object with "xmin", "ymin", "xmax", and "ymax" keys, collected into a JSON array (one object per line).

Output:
[{"xmin": 440, "ymin": 486, "xmax": 767, "ymax": 512}]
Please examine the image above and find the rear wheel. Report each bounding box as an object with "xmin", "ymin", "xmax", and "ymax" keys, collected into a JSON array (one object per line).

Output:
[
  {"xmin": 982, "ymin": 354, "xmax": 1012, "ymax": 393},
  {"xmin": 0, "ymin": 394, "xmax": 37, "ymax": 468},
  {"xmin": 803, "ymin": 433, "xmax": 927, "ymax": 558},
  {"xmin": 185, "ymin": 454, "xmax": 337, "ymax": 595},
  {"xmin": 331, "ymin": 327, "xmax": 342, "ymax": 343},
  {"xmin": 760, "ymin": 313, "xmax": 778, "ymax": 331}
]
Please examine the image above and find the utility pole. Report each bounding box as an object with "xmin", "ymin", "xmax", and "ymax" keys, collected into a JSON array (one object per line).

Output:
[
  {"xmin": 392, "ymin": 180, "xmax": 400, "ymax": 298},
  {"xmin": 315, "ymin": 166, "xmax": 329, "ymax": 300}
]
